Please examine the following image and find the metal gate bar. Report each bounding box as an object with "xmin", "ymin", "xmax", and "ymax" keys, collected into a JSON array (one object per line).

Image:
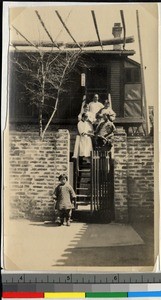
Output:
[
  {"xmin": 90, "ymin": 151, "xmax": 93, "ymax": 212},
  {"xmin": 91, "ymin": 150, "xmax": 111, "ymax": 212},
  {"xmin": 96, "ymin": 151, "xmax": 98, "ymax": 209}
]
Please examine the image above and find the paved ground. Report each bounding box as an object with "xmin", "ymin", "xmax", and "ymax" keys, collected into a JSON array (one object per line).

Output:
[{"xmin": 3, "ymin": 218, "xmax": 154, "ymax": 270}]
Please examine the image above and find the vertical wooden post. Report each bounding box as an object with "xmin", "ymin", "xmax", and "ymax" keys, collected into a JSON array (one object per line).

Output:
[
  {"xmin": 99, "ymin": 151, "xmax": 103, "ymax": 209},
  {"xmin": 93, "ymin": 151, "xmax": 96, "ymax": 210},
  {"xmin": 81, "ymin": 67, "xmax": 87, "ymax": 99},
  {"xmin": 108, "ymin": 93, "xmax": 112, "ymax": 109},
  {"xmin": 105, "ymin": 151, "xmax": 108, "ymax": 210},
  {"xmin": 102, "ymin": 151, "xmax": 105, "ymax": 207},
  {"xmin": 136, "ymin": 10, "xmax": 149, "ymax": 135},
  {"xmin": 90, "ymin": 151, "xmax": 93, "ymax": 212},
  {"xmin": 96, "ymin": 150, "xmax": 100, "ymax": 210},
  {"xmin": 106, "ymin": 151, "xmax": 109, "ymax": 211},
  {"xmin": 73, "ymin": 158, "xmax": 77, "ymax": 209},
  {"xmin": 95, "ymin": 151, "xmax": 97, "ymax": 210}
]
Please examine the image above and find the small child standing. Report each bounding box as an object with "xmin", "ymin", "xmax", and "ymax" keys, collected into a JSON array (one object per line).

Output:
[{"xmin": 53, "ymin": 174, "xmax": 76, "ymax": 226}]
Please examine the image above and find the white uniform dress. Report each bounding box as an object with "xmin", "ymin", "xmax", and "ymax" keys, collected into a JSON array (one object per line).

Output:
[
  {"xmin": 78, "ymin": 111, "xmax": 95, "ymax": 123},
  {"xmin": 88, "ymin": 101, "xmax": 104, "ymax": 117},
  {"xmin": 73, "ymin": 120, "xmax": 93, "ymax": 158}
]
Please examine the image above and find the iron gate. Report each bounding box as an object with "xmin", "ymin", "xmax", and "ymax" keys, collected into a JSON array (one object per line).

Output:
[{"xmin": 91, "ymin": 150, "xmax": 114, "ymax": 219}]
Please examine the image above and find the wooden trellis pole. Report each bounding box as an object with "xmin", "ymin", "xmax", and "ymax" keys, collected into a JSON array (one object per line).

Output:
[
  {"xmin": 136, "ymin": 10, "xmax": 149, "ymax": 135},
  {"xmin": 11, "ymin": 25, "xmax": 38, "ymax": 49},
  {"xmin": 91, "ymin": 10, "xmax": 103, "ymax": 50},
  {"xmin": 11, "ymin": 36, "xmax": 134, "ymax": 49},
  {"xmin": 55, "ymin": 10, "xmax": 81, "ymax": 49},
  {"xmin": 35, "ymin": 10, "xmax": 60, "ymax": 49}
]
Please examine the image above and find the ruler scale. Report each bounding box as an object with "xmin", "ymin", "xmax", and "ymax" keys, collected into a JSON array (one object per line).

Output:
[
  {"xmin": 2, "ymin": 273, "xmax": 161, "ymax": 284},
  {"xmin": 2, "ymin": 273, "xmax": 161, "ymax": 298}
]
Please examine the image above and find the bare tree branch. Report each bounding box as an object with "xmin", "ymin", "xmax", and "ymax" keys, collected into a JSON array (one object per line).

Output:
[{"xmin": 12, "ymin": 48, "xmax": 83, "ymax": 138}]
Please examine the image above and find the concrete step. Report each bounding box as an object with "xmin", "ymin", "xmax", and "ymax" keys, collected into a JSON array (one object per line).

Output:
[
  {"xmin": 76, "ymin": 194, "xmax": 90, "ymax": 198},
  {"xmin": 76, "ymin": 202, "xmax": 91, "ymax": 205}
]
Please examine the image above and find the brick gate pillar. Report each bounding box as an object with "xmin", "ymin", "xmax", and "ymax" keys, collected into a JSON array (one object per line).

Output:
[{"xmin": 114, "ymin": 127, "xmax": 128, "ymax": 223}]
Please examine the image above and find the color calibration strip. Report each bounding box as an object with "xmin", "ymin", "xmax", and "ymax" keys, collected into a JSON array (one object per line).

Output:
[{"xmin": 2, "ymin": 291, "xmax": 161, "ymax": 298}]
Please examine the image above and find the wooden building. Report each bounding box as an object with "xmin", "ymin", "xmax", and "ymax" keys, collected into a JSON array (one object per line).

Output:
[{"xmin": 9, "ymin": 49, "xmax": 143, "ymax": 135}]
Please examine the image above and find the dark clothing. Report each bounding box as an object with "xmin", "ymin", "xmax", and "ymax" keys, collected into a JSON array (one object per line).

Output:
[
  {"xmin": 54, "ymin": 183, "xmax": 76, "ymax": 210},
  {"xmin": 93, "ymin": 120, "xmax": 116, "ymax": 150},
  {"xmin": 59, "ymin": 209, "xmax": 71, "ymax": 224},
  {"xmin": 95, "ymin": 120, "xmax": 116, "ymax": 137}
]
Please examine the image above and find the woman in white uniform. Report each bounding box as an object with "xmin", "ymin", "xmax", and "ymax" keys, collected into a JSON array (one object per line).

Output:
[
  {"xmin": 78, "ymin": 103, "xmax": 95, "ymax": 123},
  {"xmin": 73, "ymin": 113, "xmax": 94, "ymax": 158}
]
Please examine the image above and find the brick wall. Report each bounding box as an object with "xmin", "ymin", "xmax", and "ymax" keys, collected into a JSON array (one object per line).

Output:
[
  {"xmin": 8, "ymin": 126, "xmax": 154, "ymax": 223},
  {"xmin": 9, "ymin": 129, "xmax": 69, "ymax": 220},
  {"xmin": 114, "ymin": 128, "xmax": 128, "ymax": 223},
  {"xmin": 127, "ymin": 136, "xmax": 154, "ymax": 221},
  {"xmin": 113, "ymin": 130, "xmax": 154, "ymax": 222}
]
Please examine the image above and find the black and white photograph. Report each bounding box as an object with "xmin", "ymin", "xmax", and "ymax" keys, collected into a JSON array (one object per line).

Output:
[{"xmin": 3, "ymin": 2, "xmax": 158, "ymax": 271}]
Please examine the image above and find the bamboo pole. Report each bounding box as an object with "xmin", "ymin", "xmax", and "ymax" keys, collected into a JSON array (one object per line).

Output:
[
  {"xmin": 11, "ymin": 25, "xmax": 38, "ymax": 49},
  {"xmin": 35, "ymin": 10, "xmax": 60, "ymax": 49},
  {"xmin": 136, "ymin": 10, "xmax": 149, "ymax": 135},
  {"xmin": 11, "ymin": 36, "xmax": 134, "ymax": 49},
  {"xmin": 91, "ymin": 11, "xmax": 103, "ymax": 50},
  {"xmin": 55, "ymin": 10, "xmax": 81, "ymax": 49}
]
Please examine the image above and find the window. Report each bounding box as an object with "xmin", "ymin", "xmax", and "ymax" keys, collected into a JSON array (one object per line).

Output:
[
  {"xmin": 125, "ymin": 68, "xmax": 141, "ymax": 83},
  {"xmin": 125, "ymin": 84, "xmax": 141, "ymax": 101},
  {"xmin": 124, "ymin": 66, "xmax": 142, "ymax": 118}
]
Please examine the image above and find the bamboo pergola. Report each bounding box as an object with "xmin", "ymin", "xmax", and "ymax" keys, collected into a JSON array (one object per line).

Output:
[
  {"xmin": 10, "ymin": 9, "xmax": 149, "ymax": 134},
  {"xmin": 11, "ymin": 9, "xmax": 134, "ymax": 51}
]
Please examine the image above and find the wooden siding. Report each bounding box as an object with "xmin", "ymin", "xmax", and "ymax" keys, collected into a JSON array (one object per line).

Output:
[
  {"xmin": 124, "ymin": 61, "xmax": 138, "ymax": 68},
  {"xmin": 110, "ymin": 60, "xmax": 121, "ymax": 117}
]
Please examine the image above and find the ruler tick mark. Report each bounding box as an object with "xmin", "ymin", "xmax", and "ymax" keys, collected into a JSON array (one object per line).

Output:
[{"xmin": 2, "ymin": 272, "xmax": 161, "ymax": 286}]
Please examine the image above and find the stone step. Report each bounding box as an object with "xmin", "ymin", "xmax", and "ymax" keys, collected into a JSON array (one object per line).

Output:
[{"xmin": 76, "ymin": 194, "xmax": 90, "ymax": 198}]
